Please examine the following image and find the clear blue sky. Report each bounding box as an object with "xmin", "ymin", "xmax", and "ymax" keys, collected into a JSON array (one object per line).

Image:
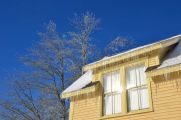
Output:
[{"xmin": 0, "ymin": 0, "xmax": 181, "ymax": 98}]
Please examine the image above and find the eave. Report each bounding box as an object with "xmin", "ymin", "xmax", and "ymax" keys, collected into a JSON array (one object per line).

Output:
[
  {"xmin": 83, "ymin": 35, "xmax": 181, "ymax": 71},
  {"xmin": 147, "ymin": 64, "xmax": 181, "ymax": 78},
  {"xmin": 61, "ymin": 82, "xmax": 99, "ymax": 99}
]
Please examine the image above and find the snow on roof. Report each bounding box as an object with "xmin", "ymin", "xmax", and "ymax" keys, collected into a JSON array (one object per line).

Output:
[
  {"xmin": 62, "ymin": 70, "xmax": 92, "ymax": 94},
  {"xmin": 85, "ymin": 34, "xmax": 181, "ymax": 68},
  {"xmin": 157, "ymin": 40, "xmax": 181, "ymax": 69},
  {"xmin": 62, "ymin": 35, "xmax": 181, "ymax": 95}
]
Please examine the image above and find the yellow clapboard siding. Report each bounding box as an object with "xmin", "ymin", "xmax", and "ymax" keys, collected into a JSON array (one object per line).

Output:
[
  {"xmin": 148, "ymin": 54, "xmax": 160, "ymax": 67},
  {"xmin": 69, "ymin": 53, "xmax": 181, "ymax": 120}
]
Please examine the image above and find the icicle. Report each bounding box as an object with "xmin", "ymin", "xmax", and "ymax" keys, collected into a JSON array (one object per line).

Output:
[
  {"xmin": 86, "ymin": 92, "xmax": 88, "ymax": 99},
  {"xmin": 164, "ymin": 73, "xmax": 168, "ymax": 80}
]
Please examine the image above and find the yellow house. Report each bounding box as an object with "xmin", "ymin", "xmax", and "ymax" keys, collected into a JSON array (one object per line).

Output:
[{"xmin": 62, "ymin": 35, "xmax": 181, "ymax": 120}]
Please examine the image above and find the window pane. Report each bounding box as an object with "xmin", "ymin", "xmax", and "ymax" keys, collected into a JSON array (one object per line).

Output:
[
  {"xmin": 128, "ymin": 89, "xmax": 139, "ymax": 111},
  {"xmin": 126, "ymin": 68, "xmax": 136, "ymax": 89},
  {"xmin": 139, "ymin": 65, "xmax": 147, "ymax": 85},
  {"xmin": 112, "ymin": 71, "xmax": 121, "ymax": 92},
  {"xmin": 104, "ymin": 73, "xmax": 111, "ymax": 93},
  {"xmin": 104, "ymin": 95, "xmax": 112, "ymax": 115},
  {"xmin": 113, "ymin": 94, "xmax": 122, "ymax": 114},
  {"xmin": 140, "ymin": 87, "xmax": 149, "ymax": 109},
  {"xmin": 136, "ymin": 67, "xmax": 140, "ymax": 85}
]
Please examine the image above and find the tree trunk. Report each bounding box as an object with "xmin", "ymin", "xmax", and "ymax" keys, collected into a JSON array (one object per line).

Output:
[
  {"xmin": 82, "ymin": 48, "xmax": 87, "ymax": 66},
  {"xmin": 60, "ymin": 57, "xmax": 66, "ymax": 120}
]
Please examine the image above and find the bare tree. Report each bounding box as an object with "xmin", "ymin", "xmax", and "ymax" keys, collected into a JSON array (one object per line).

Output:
[
  {"xmin": 0, "ymin": 73, "xmax": 42, "ymax": 120},
  {"xmin": 0, "ymin": 18, "xmax": 100, "ymax": 120},
  {"xmin": 104, "ymin": 36, "xmax": 134, "ymax": 56},
  {"xmin": 69, "ymin": 12, "xmax": 100, "ymax": 66},
  {"xmin": 0, "ymin": 12, "xmax": 134, "ymax": 120},
  {"xmin": 20, "ymin": 21, "xmax": 72, "ymax": 120},
  {"xmin": 0, "ymin": 71, "xmax": 70, "ymax": 120}
]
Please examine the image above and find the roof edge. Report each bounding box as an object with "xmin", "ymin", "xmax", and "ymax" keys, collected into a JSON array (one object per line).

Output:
[
  {"xmin": 83, "ymin": 34, "xmax": 181, "ymax": 71},
  {"xmin": 147, "ymin": 63, "xmax": 181, "ymax": 77},
  {"xmin": 61, "ymin": 82, "xmax": 99, "ymax": 99}
]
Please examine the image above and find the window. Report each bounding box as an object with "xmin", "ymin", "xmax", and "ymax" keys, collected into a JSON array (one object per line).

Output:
[
  {"xmin": 126, "ymin": 65, "xmax": 149, "ymax": 111},
  {"xmin": 103, "ymin": 71, "xmax": 122, "ymax": 115},
  {"xmin": 102, "ymin": 64, "xmax": 151, "ymax": 117}
]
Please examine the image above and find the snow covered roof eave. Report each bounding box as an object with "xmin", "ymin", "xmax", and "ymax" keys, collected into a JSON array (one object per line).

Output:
[
  {"xmin": 147, "ymin": 63, "xmax": 181, "ymax": 77},
  {"xmin": 147, "ymin": 40, "xmax": 181, "ymax": 77},
  {"xmin": 61, "ymin": 82, "xmax": 99, "ymax": 99},
  {"xmin": 61, "ymin": 70, "xmax": 99, "ymax": 99},
  {"xmin": 83, "ymin": 34, "xmax": 181, "ymax": 71}
]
